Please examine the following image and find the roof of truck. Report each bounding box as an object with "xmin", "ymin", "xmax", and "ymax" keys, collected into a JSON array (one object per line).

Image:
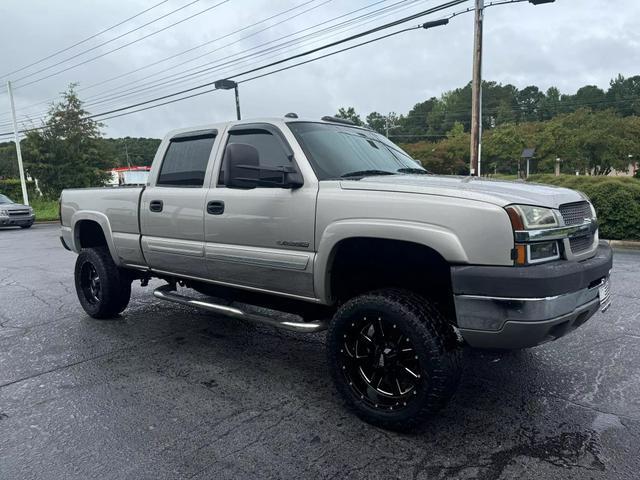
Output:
[{"xmin": 164, "ymin": 116, "xmax": 370, "ymax": 139}]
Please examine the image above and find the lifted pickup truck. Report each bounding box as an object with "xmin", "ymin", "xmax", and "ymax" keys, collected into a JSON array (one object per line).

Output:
[{"xmin": 60, "ymin": 116, "xmax": 613, "ymax": 430}]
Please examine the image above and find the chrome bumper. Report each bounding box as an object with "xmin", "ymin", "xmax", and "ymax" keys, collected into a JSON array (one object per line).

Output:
[{"xmin": 455, "ymin": 276, "xmax": 611, "ymax": 349}]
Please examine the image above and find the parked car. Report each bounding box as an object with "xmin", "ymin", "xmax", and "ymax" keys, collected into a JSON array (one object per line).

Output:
[
  {"xmin": 0, "ymin": 193, "xmax": 35, "ymax": 228},
  {"xmin": 59, "ymin": 116, "xmax": 613, "ymax": 430}
]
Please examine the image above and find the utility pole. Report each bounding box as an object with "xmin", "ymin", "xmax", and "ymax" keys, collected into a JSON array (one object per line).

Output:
[
  {"xmin": 6, "ymin": 81, "xmax": 29, "ymax": 205},
  {"xmin": 469, "ymin": 0, "xmax": 484, "ymax": 176}
]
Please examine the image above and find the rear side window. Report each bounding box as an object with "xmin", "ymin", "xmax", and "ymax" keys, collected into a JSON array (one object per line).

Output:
[{"xmin": 157, "ymin": 134, "xmax": 216, "ymax": 187}]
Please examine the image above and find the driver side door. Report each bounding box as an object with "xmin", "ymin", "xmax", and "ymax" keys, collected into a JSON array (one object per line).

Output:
[{"xmin": 203, "ymin": 123, "xmax": 318, "ymax": 299}]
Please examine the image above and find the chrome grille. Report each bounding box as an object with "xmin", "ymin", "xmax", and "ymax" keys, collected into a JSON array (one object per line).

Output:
[{"xmin": 559, "ymin": 201, "xmax": 592, "ymax": 226}]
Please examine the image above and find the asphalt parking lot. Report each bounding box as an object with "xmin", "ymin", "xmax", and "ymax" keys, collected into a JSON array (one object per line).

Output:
[{"xmin": 1, "ymin": 224, "xmax": 639, "ymax": 479}]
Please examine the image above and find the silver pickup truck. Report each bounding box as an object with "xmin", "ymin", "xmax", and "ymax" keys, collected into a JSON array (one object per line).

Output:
[{"xmin": 60, "ymin": 116, "xmax": 613, "ymax": 430}]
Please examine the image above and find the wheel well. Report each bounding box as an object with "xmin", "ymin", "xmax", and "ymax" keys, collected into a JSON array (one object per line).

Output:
[
  {"xmin": 75, "ymin": 220, "xmax": 108, "ymax": 249},
  {"xmin": 328, "ymin": 238, "xmax": 455, "ymax": 319}
]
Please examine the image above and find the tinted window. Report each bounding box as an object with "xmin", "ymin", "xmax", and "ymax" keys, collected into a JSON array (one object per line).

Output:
[
  {"xmin": 219, "ymin": 129, "xmax": 291, "ymax": 186},
  {"xmin": 157, "ymin": 135, "xmax": 215, "ymax": 187}
]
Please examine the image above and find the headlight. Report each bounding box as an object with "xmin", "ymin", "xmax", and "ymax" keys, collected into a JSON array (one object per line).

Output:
[
  {"xmin": 505, "ymin": 205, "xmax": 558, "ymax": 230},
  {"xmin": 505, "ymin": 204, "xmax": 561, "ymax": 265},
  {"xmin": 29, "ymin": 206, "xmax": 34, "ymax": 214}
]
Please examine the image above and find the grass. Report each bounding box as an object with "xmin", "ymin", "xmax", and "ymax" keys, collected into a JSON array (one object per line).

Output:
[{"xmin": 31, "ymin": 198, "xmax": 58, "ymax": 222}]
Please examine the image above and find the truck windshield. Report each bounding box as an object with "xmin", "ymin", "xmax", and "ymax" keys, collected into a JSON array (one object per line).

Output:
[
  {"xmin": 0, "ymin": 194, "xmax": 14, "ymax": 204},
  {"xmin": 287, "ymin": 122, "xmax": 425, "ymax": 180}
]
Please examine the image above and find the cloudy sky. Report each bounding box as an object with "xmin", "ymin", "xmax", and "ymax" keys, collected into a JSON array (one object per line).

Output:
[{"xmin": 0, "ymin": 0, "xmax": 638, "ymax": 139}]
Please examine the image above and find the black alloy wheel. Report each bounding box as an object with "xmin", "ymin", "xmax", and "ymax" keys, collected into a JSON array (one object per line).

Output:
[
  {"xmin": 327, "ymin": 289, "xmax": 461, "ymax": 431},
  {"xmin": 74, "ymin": 247, "xmax": 132, "ymax": 319},
  {"xmin": 341, "ymin": 314, "xmax": 422, "ymax": 411},
  {"xmin": 80, "ymin": 263, "xmax": 101, "ymax": 305}
]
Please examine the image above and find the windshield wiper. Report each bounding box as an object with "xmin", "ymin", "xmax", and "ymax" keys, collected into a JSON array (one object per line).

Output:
[
  {"xmin": 340, "ymin": 169, "xmax": 396, "ymax": 179},
  {"xmin": 397, "ymin": 167, "xmax": 430, "ymax": 175}
]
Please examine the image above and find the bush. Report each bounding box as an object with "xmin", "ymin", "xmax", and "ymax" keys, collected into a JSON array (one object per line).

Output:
[
  {"xmin": 527, "ymin": 175, "xmax": 640, "ymax": 240},
  {"xmin": 0, "ymin": 178, "xmax": 37, "ymax": 202}
]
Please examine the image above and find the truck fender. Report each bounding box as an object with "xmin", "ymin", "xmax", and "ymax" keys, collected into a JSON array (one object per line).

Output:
[
  {"xmin": 70, "ymin": 211, "xmax": 120, "ymax": 266},
  {"xmin": 314, "ymin": 219, "xmax": 468, "ymax": 304}
]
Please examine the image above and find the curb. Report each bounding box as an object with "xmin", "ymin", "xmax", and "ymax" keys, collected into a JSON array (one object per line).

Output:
[
  {"xmin": 34, "ymin": 220, "xmax": 59, "ymax": 225},
  {"xmin": 606, "ymin": 240, "xmax": 640, "ymax": 251}
]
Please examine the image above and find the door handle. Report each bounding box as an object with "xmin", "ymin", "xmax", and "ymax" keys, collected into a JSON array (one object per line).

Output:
[
  {"xmin": 207, "ymin": 200, "xmax": 225, "ymax": 215},
  {"xmin": 149, "ymin": 200, "xmax": 163, "ymax": 212}
]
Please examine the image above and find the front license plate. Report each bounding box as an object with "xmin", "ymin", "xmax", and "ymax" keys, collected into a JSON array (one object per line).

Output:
[{"xmin": 599, "ymin": 276, "xmax": 611, "ymax": 312}]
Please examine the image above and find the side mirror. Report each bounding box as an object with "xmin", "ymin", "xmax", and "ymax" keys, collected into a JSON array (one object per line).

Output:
[
  {"xmin": 224, "ymin": 143, "xmax": 260, "ymax": 189},
  {"xmin": 224, "ymin": 143, "xmax": 304, "ymax": 189}
]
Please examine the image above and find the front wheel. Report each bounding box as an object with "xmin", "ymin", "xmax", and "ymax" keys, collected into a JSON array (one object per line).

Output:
[
  {"xmin": 20, "ymin": 224, "xmax": 32, "ymax": 229},
  {"xmin": 74, "ymin": 247, "xmax": 132, "ymax": 319},
  {"xmin": 327, "ymin": 289, "xmax": 461, "ymax": 431}
]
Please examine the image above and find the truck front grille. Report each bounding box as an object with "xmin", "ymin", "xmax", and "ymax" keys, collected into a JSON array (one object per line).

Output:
[
  {"xmin": 569, "ymin": 235, "xmax": 594, "ymax": 253},
  {"xmin": 560, "ymin": 201, "xmax": 595, "ymax": 254},
  {"xmin": 8, "ymin": 209, "xmax": 30, "ymax": 217},
  {"xmin": 559, "ymin": 201, "xmax": 592, "ymax": 226}
]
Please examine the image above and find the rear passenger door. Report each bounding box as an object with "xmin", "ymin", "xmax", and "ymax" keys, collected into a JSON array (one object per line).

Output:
[{"xmin": 140, "ymin": 129, "xmax": 219, "ymax": 277}]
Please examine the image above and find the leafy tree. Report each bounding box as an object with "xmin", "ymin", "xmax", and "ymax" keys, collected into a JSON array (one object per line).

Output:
[
  {"xmin": 365, "ymin": 111, "xmax": 385, "ymax": 134},
  {"xmin": 606, "ymin": 74, "xmax": 640, "ymax": 116},
  {"xmin": 100, "ymin": 137, "xmax": 162, "ymax": 167},
  {"xmin": 0, "ymin": 142, "xmax": 19, "ymax": 178},
  {"xmin": 23, "ymin": 84, "xmax": 114, "ymax": 198},
  {"xmin": 335, "ymin": 106, "xmax": 364, "ymax": 126},
  {"xmin": 517, "ymin": 86, "xmax": 545, "ymax": 122}
]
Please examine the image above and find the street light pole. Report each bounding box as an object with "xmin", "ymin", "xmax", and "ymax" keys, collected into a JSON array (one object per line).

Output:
[
  {"xmin": 234, "ymin": 85, "xmax": 241, "ymax": 120},
  {"xmin": 469, "ymin": 0, "xmax": 484, "ymax": 177},
  {"xmin": 6, "ymin": 80, "xmax": 29, "ymax": 206},
  {"xmin": 215, "ymin": 79, "xmax": 241, "ymax": 120}
]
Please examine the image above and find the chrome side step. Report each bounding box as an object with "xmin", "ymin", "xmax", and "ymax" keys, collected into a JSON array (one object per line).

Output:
[{"xmin": 153, "ymin": 285, "xmax": 328, "ymax": 333}]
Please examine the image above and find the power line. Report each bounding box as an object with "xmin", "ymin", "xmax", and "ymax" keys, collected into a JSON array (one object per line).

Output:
[
  {"xmin": 0, "ymin": 0, "xmax": 468, "ymax": 136},
  {"xmin": 79, "ymin": 0, "xmax": 426, "ymax": 110},
  {"xmin": 3, "ymin": 0, "xmax": 327, "ymax": 117},
  {"xmin": 0, "ymin": 0, "xmax": 170, "ymax": 80},
  {"xmin": 13, "ymin": 0, "xmax": 233, "ymax": 89},
  {"xmin": 10, "ymin": 0, "xmax": 405, "ymax": 116}
]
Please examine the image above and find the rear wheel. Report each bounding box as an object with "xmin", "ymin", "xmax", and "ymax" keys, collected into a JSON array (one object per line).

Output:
[
  {"xmin": 74, "ymin": 247, "xmax": 131, "ymax": 319},
  {"xmin": 327, "ymin": 289, "xmax": 461, "ymax": 431}
]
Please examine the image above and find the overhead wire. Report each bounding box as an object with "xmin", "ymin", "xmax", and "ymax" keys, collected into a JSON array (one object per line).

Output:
[
  {"xmin": 0, "ymin": 0, "xmax": 469, "ymax": 136},
  {"xmin": 0, "ymin": 0, "xmax": 170, "ymax": 79},
  {"xmin": 13, "ymin": 0, "xmax": 233, "ymax": 89}
]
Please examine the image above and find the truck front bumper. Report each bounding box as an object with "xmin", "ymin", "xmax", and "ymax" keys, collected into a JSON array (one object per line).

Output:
[
  {"xmin": 0, "ymin": 214, "xmax": 35, "ymax": 227},
  {"xmin": 451, "ymin": 243, "xmax": 613, "ymax": 349}
]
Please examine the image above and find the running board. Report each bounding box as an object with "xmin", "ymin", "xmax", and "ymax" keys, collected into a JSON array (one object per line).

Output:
[{"xmin": 153, "ymin": 285, "xmax": 328, "ymax": 333}]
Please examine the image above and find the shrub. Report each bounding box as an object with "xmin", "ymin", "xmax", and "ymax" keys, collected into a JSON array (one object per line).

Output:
[
  {"xmin": 527, "ymin": 175, "xmax": 640, "ymax": 240},
  {"xmin": 0, "ymin": 178, "xmax": 37, "ymax": 202}
]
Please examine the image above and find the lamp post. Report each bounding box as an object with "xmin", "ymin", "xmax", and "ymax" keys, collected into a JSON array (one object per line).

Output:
[{"xmin": 214, "ymin": 79, "xmax": 241, "ymax": 120}]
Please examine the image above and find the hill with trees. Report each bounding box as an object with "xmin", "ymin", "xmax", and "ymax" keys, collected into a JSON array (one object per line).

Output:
[{"xmin": 337, "ymin": 74, "xmax": 640, "ymax": 176}]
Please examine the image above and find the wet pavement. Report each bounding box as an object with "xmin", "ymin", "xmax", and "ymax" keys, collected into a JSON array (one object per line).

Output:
[{"xmin": 1, "ymin": 224, "xmax": 639, "ymax": 479}]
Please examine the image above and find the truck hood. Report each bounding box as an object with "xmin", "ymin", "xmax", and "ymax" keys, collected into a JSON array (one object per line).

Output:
[
  {"xmin": 1, "ymin": 203, "xmax": 31, "ymax": 212},
  {"xmin": 339, "ymin": 175, "xmax": 585, "ymax": 208}
]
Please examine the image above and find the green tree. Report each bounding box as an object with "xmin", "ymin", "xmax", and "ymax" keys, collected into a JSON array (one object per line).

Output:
[
  {"xmin": 335, "ymin": 106, "xmax": 364, "ymax": 126},
  {"xmin": 0, "ymin": 142, "xmax": 19, "ymax": 178},
  {"xmin": 23, "ymin": 84, "xmax": 114, "ymax": 198},
  {"xmin": 365, "ymin": 111, "xmax": 386, "ymax": 134}
]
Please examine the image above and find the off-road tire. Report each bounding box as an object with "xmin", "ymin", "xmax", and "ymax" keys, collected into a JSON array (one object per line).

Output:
[
  {"xmin": 74, "ymin": 247, "xmax": 132, "ymax": 319},
  {"xmin": 327, "ymin": 289, "xmax": 461, "ymax": 431}
]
